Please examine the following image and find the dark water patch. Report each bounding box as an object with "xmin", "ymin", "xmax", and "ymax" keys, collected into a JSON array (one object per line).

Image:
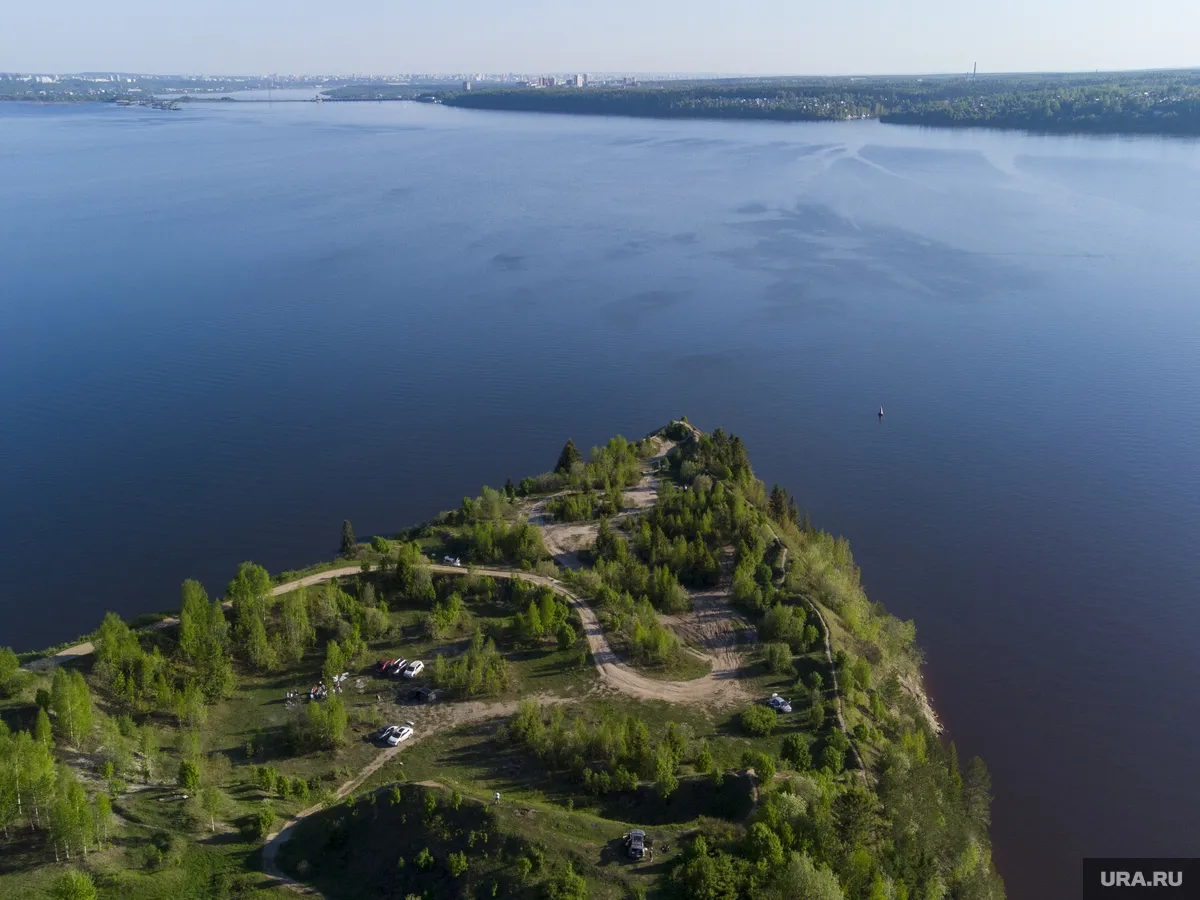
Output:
[{"xmin": 491, "ymin": 253, "xmax": 526, "ymax": 271}]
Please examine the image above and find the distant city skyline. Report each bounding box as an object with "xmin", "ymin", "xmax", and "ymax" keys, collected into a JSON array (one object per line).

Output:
[{"xmin": 3, "ymin": 0, "xmax": 1198, "ymax": 76}]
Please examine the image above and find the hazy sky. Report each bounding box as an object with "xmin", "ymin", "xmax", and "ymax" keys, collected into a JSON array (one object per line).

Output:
[{"xmin": 3, "ymin": 0, "xmax": 1198, "ymax": 75}]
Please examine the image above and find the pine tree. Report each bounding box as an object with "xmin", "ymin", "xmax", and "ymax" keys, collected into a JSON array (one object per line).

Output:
[
  {"xmin": 769, "ymin": 485, "xmax": 787, "ymax": 521},
  {"xmin": 340, "ymin": 520, "xmax": 357, "ymax": 557},
  {"xmin": 504, "ymin": 477, "xmax": 516, "ymax": 499},
  {"xmin": 555, "ymin": 440, "xmax": 582, "ymax": 474}
]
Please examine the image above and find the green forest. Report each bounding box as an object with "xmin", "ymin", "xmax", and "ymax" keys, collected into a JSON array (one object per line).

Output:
[
  {"xmin": 441, "ymin": 70, "xmax": 1200, "ymax": 135},
  {"xmin": 0, "ymin": 421, "xmax": 1003, "ymax": 900}
]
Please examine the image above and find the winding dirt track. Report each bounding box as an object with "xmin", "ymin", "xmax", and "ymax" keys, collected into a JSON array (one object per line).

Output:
[{"xmin": 429, "ymin": 564, "xmax": 749, "ymax": 707}]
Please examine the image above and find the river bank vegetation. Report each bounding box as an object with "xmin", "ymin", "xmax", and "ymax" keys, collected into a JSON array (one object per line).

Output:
[{"xmin": 1, "ymin": 421, "xmax": 1002, "ymax": 900}]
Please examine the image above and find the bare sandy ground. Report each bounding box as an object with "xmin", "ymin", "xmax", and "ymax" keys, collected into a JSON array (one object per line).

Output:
[{"xmin": 659, "ymin": 551, "xmax": 757, "ymax": 686}]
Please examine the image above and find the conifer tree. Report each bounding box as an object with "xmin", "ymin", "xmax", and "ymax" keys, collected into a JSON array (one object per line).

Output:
[
  {"xmin": 555, "ymin": 440, "xmax": 582, "ymax": 474},
  {"xmin": 340, "ymin": 519, "xmax": 357, "ymax": 557}
]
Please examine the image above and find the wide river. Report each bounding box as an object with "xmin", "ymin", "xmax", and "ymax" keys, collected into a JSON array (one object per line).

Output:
[{"xmin": 3, "ymin": 99, "xmax": 1199, "ymax": 898}]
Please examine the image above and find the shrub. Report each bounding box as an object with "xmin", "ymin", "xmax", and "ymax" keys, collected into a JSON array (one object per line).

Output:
[
  {"xmin": 740, "ymin": 704, "xmax": 777, "ymax": 737},
  {"xmin": 251, "ymin": 803, "xmax": 275, "ymax": 840},
  {"xmin": 448, "ymin": 850, "xmax": 468, "ymax": 877},
  {"xmin": 544, "ymin": 862, "xmax": 589, "ymax": 900},
  {"xmin": 51, "ymin": 869, "xmax": 97, "ymax": 900}
]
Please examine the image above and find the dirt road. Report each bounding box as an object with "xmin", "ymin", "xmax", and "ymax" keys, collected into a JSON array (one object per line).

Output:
[{"xmin": 431, "ymin": 564, "xmax": 747, "ymax": 708}]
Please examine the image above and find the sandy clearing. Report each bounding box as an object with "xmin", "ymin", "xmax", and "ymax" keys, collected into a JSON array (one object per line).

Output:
[{"xmin": 659, "ymin": 551, "xmax": 756, "ymax": 685}]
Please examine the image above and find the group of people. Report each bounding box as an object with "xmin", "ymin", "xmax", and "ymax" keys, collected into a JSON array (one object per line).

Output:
[{"xmin": 282, "ymin": 679, "xmax": 341, "ymax": 703}]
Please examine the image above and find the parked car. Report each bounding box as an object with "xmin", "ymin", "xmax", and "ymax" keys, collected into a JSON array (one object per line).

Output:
[
  {"xmin": 409, "ymin": 687, "xmax": 440, "ymax": 704},
  {"xmin": 403, "ymin": 660, "xmax": 425, "ymax": 679},
  {"xmin": 767, "ymin": 693, "xmax": 792, "ymax": 713},
  {"xmin": 387, "ymin": 659, "xmax": 408, "ymax": 676},
  {"xmin": 376, "ymin": 658, "xmax": 395, "ymax": 673},
  {"xmin": 375, "ymin": 724, "xmax": 400, "ymax": 742},
  {"xmin": 386, "ymin": 722, "xmax": 415, "ymax": 746},
  {"xmin": 624, "ymin": 829, "xmax": 646, "ymax": 859}
]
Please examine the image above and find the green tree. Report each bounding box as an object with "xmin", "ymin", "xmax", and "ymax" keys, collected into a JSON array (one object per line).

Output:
[
  {"xmin": 781, "ymin": 734, "xmax": 811, "ymax": 770},
  {"xmin": 92, "ymin": 794, "xmax": 113, "ymax": 847},
  {"xmin": 50, "ymin": 669, "xmax": 93, "ymax": 748},
  {"xmin": 138, "ymin": 725, "xmax": 160, "ymax": 782},
  {"xmin": 325, "ymin": 695, "xmax": 348, "ymax": 746},
  {"xmin": 322, "ymin": 640, "xmax": 346, "ymax": 684},
  {"xmin": 252, "ymin": 802, "xmax": 275, "ymax": 840},
  {"xmin": 740, "ymin": 704, "xmax": 776, "ymax": 737},
  {"xmin": 50, "ymin": 766, "xmax": 92, "ymax": 860},
  {"xmin": 746, "ymin": 821, "xmax": 785, "ymax": 867},
  {"xmin": 278, "ymin": 589, "xmax": 314, "ymax": 664},
  {"xmin": 200, "ymin": 785, "xmax": 222, "ymax": 832},
  {"xmin": 820, "ymin": 744, "xmax": 845, "ymax": 775},
  {"xmin": 448, "ymin": 850, "xmax": 468, "ymax": 877},
  {"xmin": 669, "ymin": 836, "xmax": 745, "ymax": 900},
  {"xmin": 178, "ymin": 579, "xmax": 211, "ymax": 664},
  {"xmin": 555, "ymin": 439, "xmax": 583, "ymax": 474},
  {"xmin": 964, "ymin": 756, "xmax": 993, "ymax": 830},
  {"xmin": 556, "ymin": 622, "xmax": 577, "ymax": 650},
  {"xmin": 695, "ymin": 739, "xmax": 713, "ymax": 774},
  {"xmin": 0, "ymin": 647, "xmax": 22, "ymax": 697},
  {"xmin": 764, "ymin": 852, "xmax": 844, "ymax": 900},
  {"xmin": 34, "ymin": 708, "xmax": 53, "ymax": 748},
  {"xmin": 654, "ymin": 743, "xmax": 678, "ymax": 800},
  {"xmin": 545, "ymin": 861, "xmax": 589, "ymax": 900},
  {"xmin": 763, "ymin": 642, "xmax": 794, "ymax": 675},
  {"xmin": 50, "ymin": 869, "xmax": 97, "ymax": 900},
  {"xmin": 340, "ymin": 520, "xmax": 357, "ymax": 557},
  {"xmin": 178, "ymin": 759, "xmax": 201, "ymax": 793}
]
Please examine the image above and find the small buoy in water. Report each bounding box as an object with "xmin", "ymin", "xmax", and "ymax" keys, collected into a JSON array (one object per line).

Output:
[{"xmin": 878, "ymin": 406, "xmax": 884, "ymax": 418}]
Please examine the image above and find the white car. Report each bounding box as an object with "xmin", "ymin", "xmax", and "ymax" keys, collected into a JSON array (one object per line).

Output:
[
  {"xmin": 386, "ymin": 722, "xmax": 415, "ymax": 746},
  {"xmin": 767, "ymin": 693, "xmax": 793, "ymax": 714},
  {"xmin": 403, "ymin": 660, "xmax": 425, "ymax": 679},
  {"xmin": 376, "ymin": 724, "xmax": 400, "ymax": 742}
]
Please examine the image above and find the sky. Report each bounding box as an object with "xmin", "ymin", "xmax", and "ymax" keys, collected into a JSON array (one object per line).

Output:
[{"xmin": 2, "ymin": 0, "xmax": 1198, "ymax": 76}]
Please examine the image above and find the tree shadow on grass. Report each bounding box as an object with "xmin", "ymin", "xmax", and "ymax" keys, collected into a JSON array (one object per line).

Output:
[{"xmin": 439, "ymin": 736, "xmax": 753, "ymax": 827}]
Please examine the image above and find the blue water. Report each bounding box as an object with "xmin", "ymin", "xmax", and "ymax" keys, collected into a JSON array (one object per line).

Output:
[{"xmin": 3, "ymin": 99, "xmax": 1200, "ymax": 898}]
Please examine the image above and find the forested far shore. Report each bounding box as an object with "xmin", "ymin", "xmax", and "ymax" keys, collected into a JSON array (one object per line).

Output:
[{"xmin": 440, "ymin": 70, "xmax": 1200, "ymax": 136}]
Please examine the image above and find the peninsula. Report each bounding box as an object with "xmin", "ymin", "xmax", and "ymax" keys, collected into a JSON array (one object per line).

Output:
[{"xmin": 0, "ymin": 422, "xmax": 1002, "ymax": 900}]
